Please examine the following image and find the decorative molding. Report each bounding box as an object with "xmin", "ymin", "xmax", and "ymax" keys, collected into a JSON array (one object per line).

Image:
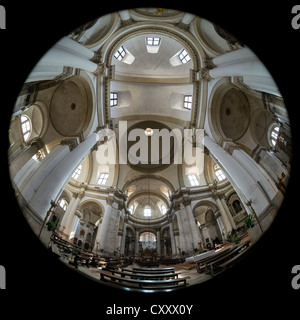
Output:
[
  {"xmin": 223, "ymin": 142, "xmax": 240, "ymax": 155},
  {"xmin": 60, "ymin": 137, "xmax": 79, "ymax": 151},
  {"xmin": 199, "ymin": 68, "xmax": 212, "ymax": 81}
]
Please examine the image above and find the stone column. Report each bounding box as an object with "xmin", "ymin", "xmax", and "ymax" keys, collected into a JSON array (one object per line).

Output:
[
  {"xmin": 184, "ymin": 200, "xmax": 201, "ymax": 250},
  {"xmin": 204, "ymin": 135, "xmax": 270, "ymax": 216},
  {"xmin": 92, "ymin": 220, "xmax": 102, "ymax": 253},
  {"xmin": 9, "ymin": 139, "xmax": 44, "ymax": 180},
  {"xmin": 209, "ymin": 60, "xmax": 270, "ymax": 79},
  {"xmin": 98, "ymin": 195, "xmax": 122, "ymax": 255},
  {"xmin": 175, "ymin": 203, "xmax": 194, "ymax": 253},
  {"xmin": 168, "ymin": 223, "xmax": 176, "ymax": 258},
  {"xmin": 214, "ymin": 195, "xmax": 232, "ymax": 235},
  {"xmin": 97, "ymin": 204, "xmax": 112, "ymax": 252},
  {"xmin": 59, "ymin": 191, "xmax": 83, "ymax": 235},
  {"xmin": 135, "ymin": 230, "xmax": 140, "ymax": 257},
  {"xmin": 26, "ymin": 40, "xmax": 97, "ymax": 83},
  {"xmin": 214, "ymin": 211, "xmax": 226, "ymax": 242},
  {"xmin": 181, "ymin": 12, "xmax": 195, "ymax": 25},
  {"xmin": 208, "ymin": 47, "xmax": 279, "ymax": 95},
  {"xmin": 220, "ymin": 195, "xmax": 237, "ymax": 229},
  {"xmin": 68, "ymin": 211, "xmax": 82, "ymax": 239},
  {"xmin": 212, "ymin": 47, "xmax": 256, "ymax": 67},
  {"xmin": 156, "ymin": 230, "xmax": 161, "ymax": 257},
  {"xmin": 64, "ymin": 192, "xmax": 84, "ymax": 237},
  {"xmin": 56, "ymin": 37, "xmax": 95, "ymax": 60},
  {"xmin": 119, "ymin": 9, "xmax": 131, "ymax": 22},
  {"xmin": 23, "ymin": 132, "xmax": 100, "ymax": 220},
  {"xmin": 120, "ymin": 223, "xmax": 127, "ymax": 255},
  {"xmin": 229, "ymin": 144, "xmax": 280, "ymax": 207},
  {"xmin": 200, "ymin": 224, "xmax": 212, "ymax": 248}
]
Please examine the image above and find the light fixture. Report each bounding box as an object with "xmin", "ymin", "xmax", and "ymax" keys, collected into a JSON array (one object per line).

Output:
[{"xmin": 144, "ymin": 128, "xmax": 153, "ymax": 136}]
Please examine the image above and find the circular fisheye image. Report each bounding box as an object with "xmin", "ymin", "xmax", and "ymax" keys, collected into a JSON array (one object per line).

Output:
[{"xmin": 8, "ymin": 8, "xmax": 292, "ymax": 292}]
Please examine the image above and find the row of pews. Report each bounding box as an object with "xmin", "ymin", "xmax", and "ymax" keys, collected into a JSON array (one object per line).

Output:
[
  {"xmin": 50, "ymin": 235, "xmax": 131, "ymax": 269},
  {"xmin": 135, "ymin": 258, "xmax": 185, "ymax": 267},
  {"xmin": 99, "ymin": 266, "xmax": 187, "ymax": 291},
  {"xmin": 196, "ymin": 241, "xmax": 251, "ymax": 276}
]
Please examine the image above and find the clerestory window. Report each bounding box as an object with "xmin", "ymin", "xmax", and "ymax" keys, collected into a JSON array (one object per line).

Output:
[
  {"xmin": 188, "ymin": 174, "xmax": 199, "ymax": 186},
  {"xmin": 178, "ymin": 49, "xmax": 191, "ymax": 64},
  {"xmin": 110, "ymin": 92, "xmax": 118, "ymax": 106},
  {"xmin": 72, "ymin": 164, "xmax": 82, "ymax": 180},
  {"xmin": 184, "ymin": 95, "xmax": 192, "ymax": 109},
  {"xmin": 20, "ymin": 115, "xmax": 31, "ymax": 142},
  {"xmin": 114, "ymin": 46, "xmax": 126, "ymax": 61},
  {"xmin": 144, "ymin": 206, "xmax": 151, "ymax": 217},
  {"xmin": 270, "ymin": 125, "xmax": 280, "ymax": 146},
  {"xmin": 98, "ymin": 173, "xmax": 109, "ymax": 185}
]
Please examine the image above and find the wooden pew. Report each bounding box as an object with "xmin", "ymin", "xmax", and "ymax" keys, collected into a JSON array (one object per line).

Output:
[
  {"xmin": 196, "ymin": 247, "xmax": 233, "ymax": 273},
  {"xmin": 107, "ymin": 268, "xmax": 181, "ymax": 280},
  {"xmin": 132, "ymin": 267, "xmax": 175, "ymax": 273},
  {"xmin": 205, "ymin": 242, "xmax": 250, "ymax": 276},
  {"xmin": 99, "ymin": 270, "xmax": 186, "ymax": 290},
  {"xmin": 218, "ymin": 245, "xmax": 251, "ymax": 272}
]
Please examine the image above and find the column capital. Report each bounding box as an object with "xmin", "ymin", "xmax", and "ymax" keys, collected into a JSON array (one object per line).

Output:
[
  {"xmin": 173, "ymin": 202, "xmax": 181, "ymax": 211},
  {"xmin": 93, "ymin": 63, "xmax": 106, "ymax": 76},
  {"xmin": 223, "ymin": 141, "xmax": 240, "ymax": 155},
  {"xmin": 60, "ymin": 137, "xmax": 79, "ymax": 151},
  {"xmin": 73, "ymin": 188, "xmax": 85, "ymax": 199},
  {"xmin": 182, "ymin": 197, "xmax": 191, "ymax": 207},
  {"xmin": 199, "ymin": 68, "xmax": 212, "ymax": 81},
  {"xmin": 214, "ymin": 211, "xmax": 221, "ymax": 219},
  {"xmin": 204, "ymin": 57, "xmax": 216, "ymax": 70}
]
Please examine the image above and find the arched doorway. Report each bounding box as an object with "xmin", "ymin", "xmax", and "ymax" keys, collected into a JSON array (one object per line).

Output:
[
  {"xmin": 124, "ymin": 227, "xmax": 135, "ymax": 257},
  {"xmin": 161, "ymin": 227, "xmax": 172, "ymax": 258},
  {"xmin": 139, "ymin": 232, "xmax": 157, "ymax": 258}
]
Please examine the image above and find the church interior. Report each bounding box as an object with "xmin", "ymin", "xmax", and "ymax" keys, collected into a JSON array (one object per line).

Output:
[{"xmin": 7, "ymin": 8, "xmax": 292, "ymax": 292}]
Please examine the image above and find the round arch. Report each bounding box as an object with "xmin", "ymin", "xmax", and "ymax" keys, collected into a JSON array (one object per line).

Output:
[
  {"xmin": 102, "ymin": 24, "xmax": 205, "ymax": 70},
  {"xmin": 78, "ymin": 199, "xmax": 105, "ymax": 218}
]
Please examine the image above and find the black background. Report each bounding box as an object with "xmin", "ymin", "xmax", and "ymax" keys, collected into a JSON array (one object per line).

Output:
[{"xmin": 0, "ymin": 1, "xmax": 299, "ymax": 317}]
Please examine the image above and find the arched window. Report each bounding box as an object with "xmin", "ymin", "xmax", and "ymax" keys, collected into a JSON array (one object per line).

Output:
[
  {"xmin": 129, "ymin": 204, "xmax": 134, "ymax": 214},
  {"xmin": 144, "ymin": 206, "xmax": 151, "ymax": 217},
  {"xmin": 232, "ymin": 200, "xmax": 242, "ymax": 213},
  {"xmin": 214, "ymin": 164, "xmax": 226, "ymax": 182},
  {"xmin": 161, "ymin": 204, "xmax": 167, "ymax": 215},
  {"xmin": 72, "ymin": 164, "xmax": 82, "ymax": 180},
  {"xmin": 157, "ymin": 201, "xmax": 167, "ymax": 215},
  {"xmin": 58, "ymin": 198, "xmax": 68, "ymax": 211},
  {"xmin": 97, "ymin": 173, "xmax": 109, "ymax": 185},
  {"xmin": 188, "ymin": 174, "xmax": 199, "ymax": 186},
  {"xmin": 270, "ymin": 125, "xmax": 280, "ymax": 147},
  {"xmin": 20, "ymin": 115, "xmax": 31, "ymax": 142}
]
